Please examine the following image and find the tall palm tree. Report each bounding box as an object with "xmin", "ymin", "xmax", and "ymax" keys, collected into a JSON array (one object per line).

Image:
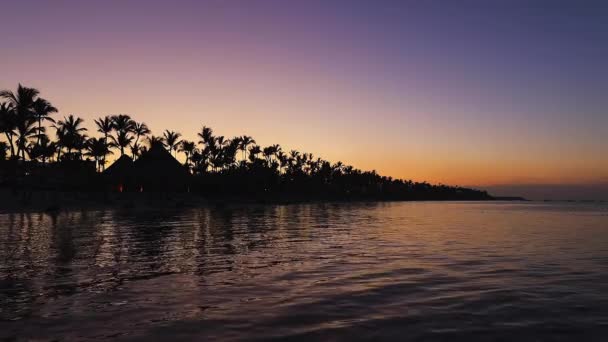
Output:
[
  {"xmin": 14, "ymin": 114, "xmax": 37, "ymax": 160},
  {"xmin": 95, "ymin": 116, "xmax": 113, "ymax": 142},
  {"xmin": 54, "ymin": 125, "xmax": 66, "ymax": 160},
  {"xmin": 163, "ymin": 130, "xmax": 182, "ymax": 157},
  {"xmin": 0, "ymin": 85, "xmax": 41, "ymax": 160},
  {"xmin": 239, "ymin": 135, "xmax": 256, "ymax": 161},
  {"xmin": 94, "ymin": 116, "xmax": 114, "ymax": 169},
  {"xmin": 32, "ymin": 98, "xmax": 58, "ymax": 146},
  {"xmin": 132, "ymin": 121, "xmax": 151, "ymax": 151},
  {"xmin": 0, "ymin": 102, "xmax": 16, "ymax": 158},
  {"xmin": 110, "ymin": 114, "xmax": 134, "ymax": 155}
]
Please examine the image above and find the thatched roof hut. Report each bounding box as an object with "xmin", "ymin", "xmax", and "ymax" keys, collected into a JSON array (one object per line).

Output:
[
  {"xmin": 103, "ymin": 144, "xmax": 190, "ymax": 192},
  {"xmin": 132, "ymin": 144, "xmax": 191, "ymax": 192}
]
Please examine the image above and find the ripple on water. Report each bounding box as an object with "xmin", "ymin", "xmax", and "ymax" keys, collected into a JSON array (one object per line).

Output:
[{"xmin": 1, "ymin": 202, "xmax": 608, "ymax": 340}]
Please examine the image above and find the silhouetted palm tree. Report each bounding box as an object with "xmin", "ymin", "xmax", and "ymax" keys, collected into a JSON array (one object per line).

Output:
[
  {"xmin": 239, "ymin": 135, "xmax": 256, "ymax": 161},
  {"xmin": 276, "ymin": 150, "xmax": 287, "ymax": 174},
  {"xmin": 55, "ymin": 115, "xmax": 87, "ymax": 159},
  {"xmin": 95, "ymin": 116, "xmax": 113, "ymax": 142},
  {"xmin": 32, "ymin": 98, "xmax": 58, "ymax": 146},
  {"xmin": 179, "ymin": 140, "xmax": 196, "ymax": 167},
  {"xmin": 29, "ymin": 134, "xmax": 57, "ymax": 164},
  {"xmin": 94, "ymin": 116, "xmax": 114, "ymax": 169},
  {"xmin": 197, "ymin": 126, "xmax": 214, "ymax": 146},
  {"xmin": 109, "ymin": 114, "xmax": 135, "ymax": 156},
  {"xmin": 147, "ymin": 135, "xmax": 165, "ymax": 148},
  {"xmin": 163, "ymin": 130, "xmax": 182, "ymax": 157},
  {"xmin": 0, "ymin": 85, "xmax": 40, "ymax": 160},
  {"xmin": 130, "ymin": 143, "xmax": 143, "ymax": 160},
  {"xmin": 114, "ymin": 130, "xmax": 133, "ymax": 156},
  {"xmin": 0, "ymin": 84, "xmax": 38, "ymax": 117},
  {"xmin": 249, "ymin": 145, "xmax": 261, "ymax": 163},
  {"xmin": 86, "ymin": 137, "xmax": 112, "ymax": 172},
  {"xmin": 14, "ymin": 115, "xmax": 37, "ymax": 160},
  {"xmin": 132, "ymin": 121, "xmax": 150, "ymax": 151}
]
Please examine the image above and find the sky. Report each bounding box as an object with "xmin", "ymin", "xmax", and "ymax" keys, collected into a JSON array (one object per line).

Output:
[{"xmin": 1, "ymin": 0, "xmax": 607, "ymax": 199}]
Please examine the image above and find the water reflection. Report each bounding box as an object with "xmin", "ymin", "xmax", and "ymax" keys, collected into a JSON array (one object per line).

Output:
[{"xmin": 1, "ymin": 202, "xmax": 608, "ymax": 340}]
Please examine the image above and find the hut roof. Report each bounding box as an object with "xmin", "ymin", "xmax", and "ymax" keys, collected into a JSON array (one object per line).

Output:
[
  {"xmin": 103, "ymin": 155, "xmax": 133, "ymax": 178},
  {"xmin": 132, "ymin": 144, "xmax": 190, "ymax": 179}
]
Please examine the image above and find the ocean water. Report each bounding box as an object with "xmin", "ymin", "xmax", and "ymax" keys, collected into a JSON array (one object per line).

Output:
[{"xmin": 1, "ymin": 202, "xmax": 608, "ymax": 341}]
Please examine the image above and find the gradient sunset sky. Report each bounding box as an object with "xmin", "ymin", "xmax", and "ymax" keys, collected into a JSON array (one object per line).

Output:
[{"xmin": 2, "ymin": 0, "xmax": 607, "ymax": 199}]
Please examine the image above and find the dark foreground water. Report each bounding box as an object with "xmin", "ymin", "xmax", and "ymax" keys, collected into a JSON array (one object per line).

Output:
[{"xmin": 1, "ymin": 202, "xmax": 608, "ymax": 341}]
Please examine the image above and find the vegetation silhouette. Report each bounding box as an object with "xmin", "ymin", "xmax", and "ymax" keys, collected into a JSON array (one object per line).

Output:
[{"xmin": 0, "ymin": 84, "xmax": 492, "ymax": 202}]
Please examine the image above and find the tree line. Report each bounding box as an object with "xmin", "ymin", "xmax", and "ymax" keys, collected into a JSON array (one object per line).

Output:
[{"xmin": 0, "ymin": 84, "xmax": 491, "ymax": 200}]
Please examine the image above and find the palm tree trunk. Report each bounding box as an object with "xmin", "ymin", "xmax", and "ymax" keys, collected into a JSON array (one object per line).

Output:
[
  {"xmin": 5, "ymin": 133, "xmax": 15, "ymax": 158},
  {"xmin": 36, "ymin": 117, "xmax": 42, "ymax": 146}
]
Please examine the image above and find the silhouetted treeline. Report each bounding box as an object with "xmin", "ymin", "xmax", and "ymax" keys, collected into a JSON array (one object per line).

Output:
[{"xmin": 0, "ymin": 84, "xmax": 492, "ymax": 201}]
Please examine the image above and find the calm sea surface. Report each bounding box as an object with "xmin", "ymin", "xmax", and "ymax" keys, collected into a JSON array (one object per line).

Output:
[{"xmin": 1, "ymin": 202, "xmax": 608, "ymax": 341}]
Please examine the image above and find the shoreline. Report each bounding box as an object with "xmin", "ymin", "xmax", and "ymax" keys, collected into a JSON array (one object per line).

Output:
[{"xmin": 0, "ymin": 188, "xmax": 508, "ymax": 214}]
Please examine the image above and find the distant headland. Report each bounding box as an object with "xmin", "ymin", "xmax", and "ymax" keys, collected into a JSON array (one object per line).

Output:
[{"xmin": 0, "ymin": 84, "xmax": 500, "ymax": 211}]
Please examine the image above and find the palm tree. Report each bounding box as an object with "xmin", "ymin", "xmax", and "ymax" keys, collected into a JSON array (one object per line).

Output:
[
  {"xmin": 94, "ymin": 116, "xmax": 114, "ymax": 170},
  {"xmin": 276, "ymin": 150, "xmax": 287, "ymax": 174},
  {"xmin": 132, "ymin": 121, "xmax": 151, "ymax": 150},
  {"xmin": 86, "ymin": 137, "xmax": 112, "ymax": 172},
  {"xmin": 111, "ymin": 114, "xmax": 133, "ymax": 132},
  {"xmin": 147, "ymin": 135, "xmax": 165, "ymax": 148},
  {"xmin": 54, "ymin": 124, "xmax": 66, "ymax": 160},
  {"xmin": 110, "ymin": 114, "xmax": 134, "ymax": 155},
  {"xmin": 95, "ymin": 116, "xmax": 113, "ymax": 142},
  {"xmin": 262, "ymin": 146, "xmax": 274, "ymax": 165},
  {"xmin": 130, "ymin": 143, "xmax": 143, "ymax": 161},
  {"xmin": 114, "ymin": 130, "xmax": 133, "ymax": 156},
  {"xmin": 239, "ymin": 135, "xmax": 256, "ymax": 161},
  {"xmin": 0, "ymin": 102, "xmax": 16, "ymax": 158},
  {"xmin": 223, "ymin": 139, "xmax": 239, "ymax": 169},
  {"xmin": 197, "ymin": 126, "xmax": 214, "ymax": 146},
  {"xmin": 163, "ymin": 130, "xmax": 182, "ymax": 156},
  {"xmin": 0, "ymin": 85, "xmax": 41, "ymax": 160},
  {"xmin": 29, "ymin": 134, "xmax": 57, "ymax": 164},
  {"xmin": 32, "ymin": 98, "xmax": 58, "ymax": 146},
  {"xmin": 179, "ymin": 140, "xmax": 196, "ymax": 167},
  {"xmin": 248, "ymin": 144, "xmax": 262, "ymax": 163},
  {"xmin": 55, "ymin": 115, "xmax": 87, "ymax": 159},
  {"xmin": 14, "ymin": 114, "xmax": 37, "ymax": 160},
  {"xmin": 0, "ymin": 84, "xmax": 39, "ymax": 117}
]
